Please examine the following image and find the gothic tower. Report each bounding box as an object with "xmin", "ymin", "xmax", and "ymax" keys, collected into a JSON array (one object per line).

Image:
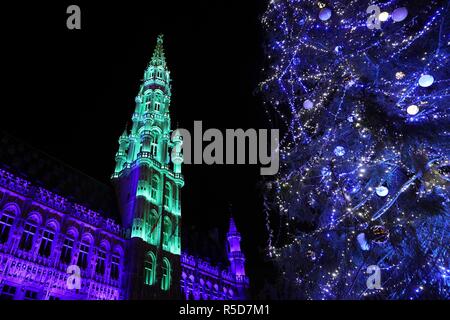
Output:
[
  {"xmin": 226, "ymin": 216, "xmax": 248, "ymax": 297},
  {"xmin": 112, "ymin": 35, "xmax": 183, "ymax": 299}
]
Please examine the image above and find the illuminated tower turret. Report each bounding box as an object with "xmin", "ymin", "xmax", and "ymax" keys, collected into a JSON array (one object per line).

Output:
[
  {"xmin": 227, "ymin": 217, "xmax": 246, "ymax": 277},
  {"xmin": 112, "ymin": 35, "xmax": 183, "ymax": 299}
]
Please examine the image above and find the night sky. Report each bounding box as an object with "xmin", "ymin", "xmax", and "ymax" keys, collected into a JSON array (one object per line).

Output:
[{"xmin": 1, "ymin": 1, "xmax": 272, "ymax": 295}]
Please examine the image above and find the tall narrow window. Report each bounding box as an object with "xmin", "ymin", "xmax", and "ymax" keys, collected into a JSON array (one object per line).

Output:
[
  {"xmin": 163, "ymin": 217, "xmax": 172, "ymax": 249},
  {"xmin": 150, "ymin": 136, "xmax": 158, "ymax": 157},
  {"xmin": 96, "ymin": 249, "xmax": 106, "ymax": 275},
  {"xmin": 161, "ymin": 258, "xmax": 171, "ymax": 291},
  {"xmin": 19, "ymin": 223, "xmax": 36, "ymax": 251},
  {"xmin": 39, "ymin": 230, "xmax": 54, "ymax": 258},
  {"xmin": 110, "ymin": 254, "xmax": 120, "ymax": 280},
  {"xmin": 154, "ymin": 101, "xmax": 161, "ymax": 111},
  {"xmin": 164, "ymin": 182, "xmax": 172, "ymax": 210},
  {"xmin": 144, "ymin": 252, "xmax": 156, "ymax": 286},
  {"xmin": 148, "ymin": 210, "xmax": 158, "ymax": 244},
  {"xmin": 60, "ymin": 237, "xmax": 74, "ymax": 264},
  {"xmin": 150, "ymin": 176, "xmax": 159, "ymax": 201},
  {"xmin": 0, "ymin": 212, "xmax": 14, "ymax": 244},
  {"xmin": 77, "ymin": 242, "xmax": 90, "ymax": 270}
]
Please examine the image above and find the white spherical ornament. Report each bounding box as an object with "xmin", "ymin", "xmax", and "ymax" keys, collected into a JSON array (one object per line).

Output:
[
  {"xmin": 378, "ymin": 12, "xmax": 389, "ymax": 22},
  {"xmin": 334, "ymin": 146, "xmax": 345, "ymax": 157},
  {"xmin": 392, "ymin": 7, "xmax": 408, "ymax": 22},
  {"xmin": 303, "ymin": 99, "xmax": 314, "ymax": 110},
  {"xmin": 321, "ymin": 167, "xmax": 331, "ymax": 178},
  {"xmin": 376, "ymin": 186, "xmax": 389, "ymax": 197},
  {"xmin": 418, "ymin": 74, "xmax": 434, "ymax": 87},
  {"xmin": 407, "ymin": 104, "xmax": 419, "ymax": 115},
  {"xmin": 319, "ymin": 8, "xmax": 332, "ymax": 21},
  {"xmin": 357, "ymin": 233, "xmax": 370, "ymax": 251}
]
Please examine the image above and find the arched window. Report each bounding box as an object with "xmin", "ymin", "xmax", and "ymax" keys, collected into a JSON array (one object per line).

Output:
[
  {"xmin": 148, "ymin": 209, "xmax": 158, "ymax": 244},
  {"xmin": 164, "ymin": 182, "xmax": 172, "ymax": 210},
  {"xmin": 38, "ymin": 221, "xmax": 58, "ymax": 258},
  {"xmin": 111, "ymin": 253, "xmax": 120, "ymax": 281},
  {"xmin": 161, "ymin": 258, "xmax": 171, "ymax": 291},
  {"xmin": 19, "ymin": 214, "xmax": 41, "ymax": 252},
  {"xmin": 162, "ymin": 216, "xmax": 172, "ymax": 249},
  {"xmin": 144, "ymin": 251, "xmax": 156, "ymax": 286},
  {"xmin": 60, "ymin": 228, "xmax": 78, "ymax": 264},
  {"xmin": 0, "ymin": 204, "xmax": 19, "ymax": 244},
  {"xmin": 96, "ymin": 242, "xmax": 109, "ymax": 275},
  {"xmin": 150, "ymin": 175, "xmax": 159, "ymax": 201},
  {"xmin": 154, "ymin": 101, "xmax": 161, "ymax": 112},
  {"xmin": 77, "ymin": 235, "xmax": 93, "ymax": 270},
  {"xmin": 61, "ymin": 237, "xmax": 74, "ymax": 264},
  {"xmin": 110, "ymin": 245, "xmax": 123, "ymax": 281}
]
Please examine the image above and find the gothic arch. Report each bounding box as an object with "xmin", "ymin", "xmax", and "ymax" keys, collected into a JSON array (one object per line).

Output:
[
  {"xmin": 164, "ymin": 182, "xmax": 172, "ymax": 208},
  {"xmin": 66, "ymin": 226, "xmax": 80, "ymax": 240},
  {"xmin": 161, "ymin": 257, "xmax": 171, "ymax": 291},
  {"xmin": 80, "ymin": 232, "xmax": 94, "ymax": 245},
  {"xmin": 26, "ymin": 212, "xmax": 43, "ymax": 225},
  {"xmin": 99, "ymin": 239, "xmax": 111, "ymax": 252},
  {"xmin": 154, "ymin": 89, "xmax": 164, "ymax": 98},
  {"xmin": 1, "ymin": 203, "xmax": 20, "ymax": 216},
  {"xmin": 144, "ymin": 251, "xmax": 156, "ymax": 286},
  {"xmin": 112, "ymin": 244, "xmax": 124, "ymax": 257},
  {"xmin": 45, "ymin": 218, "xmax": 60, "ymax": 232},
  {"xmin": 150, "ymin": 126, "xmax": 162, "ymax": 135},
  {"xmin": 150, "ymin": 175, "xmax": 160, "ymax": 201}
]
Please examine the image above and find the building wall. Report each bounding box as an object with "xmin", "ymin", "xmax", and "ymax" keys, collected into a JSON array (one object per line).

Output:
[
  {"xmin": 181, "ymin": 254, "xmax": 249, "ymax": 300},
  {"xmin": 0, "ymin": 167, "xmax": 249, "ymax": 300},
  {"xmin": 0, "ymin": 169, "xmax": 125, "ymax": 300}
]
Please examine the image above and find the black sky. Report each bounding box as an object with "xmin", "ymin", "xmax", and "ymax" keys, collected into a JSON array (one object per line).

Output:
[{"xmin": 1, "ymin": 0, "xmax": 272, "ymax": 296}]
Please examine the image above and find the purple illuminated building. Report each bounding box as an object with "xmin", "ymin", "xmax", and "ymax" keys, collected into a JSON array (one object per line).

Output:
[{"xmin": 0, "ymin": 36, "xmax": 249, "ymax": 300}]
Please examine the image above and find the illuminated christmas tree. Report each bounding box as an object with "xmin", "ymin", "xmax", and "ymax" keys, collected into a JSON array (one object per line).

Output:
[{"xmin": 261, "ymin": 0, "xmax": 449, "ymax": 299}]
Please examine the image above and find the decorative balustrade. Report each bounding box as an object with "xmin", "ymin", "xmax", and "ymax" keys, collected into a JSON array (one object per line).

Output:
[
  {"xmin": 134, "ymin": 153, "xmax": 183, "ymax": 182},
  {"xmin": 0, "ymin": 168, "xmax": 125, "ymax": 237},
  {"xmin": 36, "ymin": 188, "xmax": 67, "ymax": 212},
  {"xmin": 0, "ymin": 169, "xmax": 32, "ymax": 195}
]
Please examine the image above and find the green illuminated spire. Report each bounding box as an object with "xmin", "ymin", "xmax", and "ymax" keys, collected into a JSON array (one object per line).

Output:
[
  {"xmin": 150, "ymin": 34, "xmax": 166, "ymax": 68},
  {"xmin": 112, "ymin": 35, "xmax": 182, "ymax": 258},
  {"xmin": 112, "ymin": 35, "xmax": 182, "ymax": 297}
]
